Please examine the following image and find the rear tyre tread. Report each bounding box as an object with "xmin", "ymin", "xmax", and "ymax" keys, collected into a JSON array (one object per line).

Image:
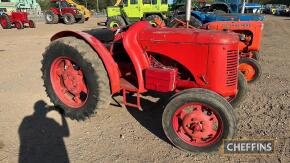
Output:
[{"xmin": 41, "ymin": 37, "xmax": 111, "ymax": 120}]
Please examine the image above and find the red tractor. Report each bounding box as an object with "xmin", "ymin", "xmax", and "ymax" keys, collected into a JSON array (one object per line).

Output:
[
  {"xmin": 0, "ymin": 12, "xmax": 35, "ymax": 29},
  {"xmin": 44, "ymin": 0, "xmax": 85, "ymax": 25},
  {"xmin": 167, "ymin": 16, "xmax": 263, "ymax": 83},
  {"xmin": 202, "ymin": 20, "xmax": 263, "ymax": 83},
  {"xmin": 41, "ymin": 1, "xmax": 247, "ymax": 153}
]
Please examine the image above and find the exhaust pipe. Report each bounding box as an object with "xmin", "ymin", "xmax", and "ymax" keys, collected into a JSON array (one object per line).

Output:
[{"xmin": 185, "ymin": 0, "xmax": 192, "ymax": 28}]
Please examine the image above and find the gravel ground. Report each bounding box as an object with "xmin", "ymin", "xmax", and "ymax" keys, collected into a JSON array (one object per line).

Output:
[{"xmin": 0, "ymin": 15, "xmax": 289, "ymax": 163}]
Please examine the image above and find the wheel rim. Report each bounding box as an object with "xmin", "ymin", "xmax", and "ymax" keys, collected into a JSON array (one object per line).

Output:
[
  {"xmin": 172, "ymin": 103, "xmax": 223, "ymax": 147},
  {"xmin": 239, "ymin": 63, "xmax": 256, "ymax": 81},
  {"xmin": 50, "ymin": 57, "xmax": 88, "ymax": 108},
  {"xmin": 109, "ymin": 21, "xmax": 119, "ymax": 28},
  {"xmin": 46, "ymin": 14, "xmax": 52, "ymax": 22},
  {"xmin": 15, "ymin": 22, "xmax": 20, "ymax": 29},
  {"xmin": 1, "ymin": 17, "xmax": 7, "ymax": 27},
  {"xmin": 64, "ymin": 16, "xmax": 69, "ymax": 23}
]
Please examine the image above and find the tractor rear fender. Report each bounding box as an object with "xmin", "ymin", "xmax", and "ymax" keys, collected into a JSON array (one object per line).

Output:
[{"xmin": 51, "ymin": 31, "xmax": 120, "ymax": 94}]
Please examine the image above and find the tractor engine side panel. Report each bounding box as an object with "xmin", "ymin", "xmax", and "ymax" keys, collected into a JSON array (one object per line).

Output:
[
  {"xmin": 139, "ymin": 40, "xmax": 209, "ymax": 86},
  {"xmin": 206, "ymin": 44, "xmax": 239, "ymax": 97}
]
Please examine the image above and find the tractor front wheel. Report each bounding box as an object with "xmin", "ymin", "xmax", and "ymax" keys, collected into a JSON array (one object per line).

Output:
[
  {"xmin": 239, "ymin": 58, "xmax": 262, "ymax": 83},
  {"xmin": 63, "ymin": 13, "xmax": 75, "ymax": 25},
  {"xmin": 162, "ymin": 88, "xmax": 236, "ymax": 152},
  {"xmin": 15, "ymin": 21, "xmax": 24, "ymax": 30},
  {"xmin": 45, "ymin": 11, "xmax": 59, "ymax": 24},
  {"xmin": 42, "ymin": 37, "xmax": 111, "ymax": 120},
  {"xmin": 106, "ymin": 16, "xmax": 126, "ymax": 29},
  {"xmin": 0, "ymin": 14, "xmax": 11, "ymax": 29},
  {"xmin": 28, "ymin": 20, "xmax": 36, "ymax": 28}
]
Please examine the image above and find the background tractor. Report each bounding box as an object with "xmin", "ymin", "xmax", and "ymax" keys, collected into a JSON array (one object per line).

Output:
[
  {"xmin": 0, "ymin": 11, "xmax": 35, "ymax": 29},
  {"xmin": 45, "ymin": 0, "xmax": 85, "ymax": 25},
  {"xmin": 167, "ymin": 15, "xmax": 263, "ymax": 83},
  {"xmin": 65, "ymin": 0, "xmax": 91, "ymax": 21},
  {"xmin": 106, "ymin": 0, "xmax": 169, "ymax": 28}
]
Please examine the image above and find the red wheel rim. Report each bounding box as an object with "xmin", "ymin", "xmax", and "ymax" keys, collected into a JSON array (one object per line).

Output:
[
  {"xmin": 15, "ymin": 22, "xmax": 20, "ymax": 29},
  {"xmin": 172, "ymin": 103, "xmax": 223, "ymax": 147},
  {"xmin": 1, "ymin": 18, "xmax": 7, "ymax": 27},
  {"xmin": 239, "ymin": 63, "xmax": 255, "ymax": 81},
  {"xmin": 50, "ymin": 57, "xmax": 88, "ymax": 108}
]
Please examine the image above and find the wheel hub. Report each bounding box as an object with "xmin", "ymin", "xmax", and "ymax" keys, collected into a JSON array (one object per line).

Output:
[
  {"xmin": 62, "ymin": 66, "xmax": 83, "ymax": 95},
  {"xmin": 1, "ymin": 18, "xmax": 7, "ymax": 26},
  {"xmin": 50, "ymin": 57, "xmax": 88, "ymax": 108},
  {"xmin": 47, "ymin": 15, "xmax": 52, "ymax": 22},
  {"xmin": 173, "ymin": 103, "xmax": 223, "ymax": 147},
  {"xmin": 239, "ymin": 63, "xmax": 255, "ymax": 81}
]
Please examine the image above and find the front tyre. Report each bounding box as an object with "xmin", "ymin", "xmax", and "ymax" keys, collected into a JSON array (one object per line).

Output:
[
  {"xmin": 41, "ymin": 37, "xmax": 111, "ymax": 120},
  {"xmin": 162, "ymin": 88, "xmax": 236, "ymax": 153},
  {"xmin": 15, "ymin": 21, "xmax": 24, "ymax": 29},
  {"xmin": 239, "ymin": 58, "xmax": 262, "ymax": 83}
]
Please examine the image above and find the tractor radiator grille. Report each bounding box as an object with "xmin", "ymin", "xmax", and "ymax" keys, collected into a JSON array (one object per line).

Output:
[{"xmin": 226, "ymin": 50, "xmax": 238, "ymax": 86}]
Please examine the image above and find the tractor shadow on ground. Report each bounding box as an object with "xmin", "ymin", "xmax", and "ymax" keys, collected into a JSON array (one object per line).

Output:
[
  {"xmin": 18, "ymin": 100, "xmax": 70, "ymax": 163},
  {"xmin": 122, "ymin": 92, "xmax": 173, "ymax": 145}
]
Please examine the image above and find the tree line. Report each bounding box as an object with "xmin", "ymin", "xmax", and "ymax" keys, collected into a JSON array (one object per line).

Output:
[{"xmin": 37, "ymin": 0, "xmax": 290, "ymax": 11}]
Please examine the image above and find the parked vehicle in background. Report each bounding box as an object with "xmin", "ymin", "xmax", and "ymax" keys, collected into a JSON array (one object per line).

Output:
[
  {"xmin": 0, "ymin": 11, "xmax": 35, "ymax": 29},
  {"xmin": 45, "ymin": 0, "xmax": 85, "ymax": 25},
  {"xmin": 106, "ymin": 0, "xmax": 168, "ymax": 28},
  {"xmin": 65, "ymin": 0, "xmax": 91, "ymax": 21},
  {"xmin": 207, "ymin": 0, "xmax": 262, "ymax": 14},
  {"xmin": 275, "ymin": 5, "xmax": 289, "ymax": 16}
]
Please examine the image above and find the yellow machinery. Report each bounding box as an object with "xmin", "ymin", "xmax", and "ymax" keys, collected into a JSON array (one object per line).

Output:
[{"xmin": 65, "ymin": 0, "xmax": 91, "ymax": 20}]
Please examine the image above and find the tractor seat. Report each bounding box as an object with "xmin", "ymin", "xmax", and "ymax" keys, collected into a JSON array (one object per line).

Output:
[{"xmin": 83, "ymin": 29, "xmax": 115, "ymax": 43}]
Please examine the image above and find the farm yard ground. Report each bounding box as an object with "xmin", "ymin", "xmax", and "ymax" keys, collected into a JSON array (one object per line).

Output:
[{"xmin": 0, "ymin": 15, "xmax": 289, "ymax": 163}]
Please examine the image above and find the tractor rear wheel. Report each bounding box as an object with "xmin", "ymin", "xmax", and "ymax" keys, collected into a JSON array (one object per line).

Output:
[
  {"xmin": 162, "ymin": 88, "xmax": 236, "ymax": 152},
  {"xmin": 0, "ymin": 13, "xmax": 11, "ymax": 29},
  {"xmin": 229, "ymin": 71, "xmax": 248, "ymax": 108},
  {"xmin": 15, "ymin": 21, "xmax": 24, "ymax": 29},
  {"xmin": 41, "ymin": 37, "xmax": 111, "ymax": 120},
  {"xmin": 63, "ymin": 13, "xmax": 76, "ymax": 25},
  {"xmin": 28, "ymin": 20, "xmax": 36, "ymax": 28},
  {"xmin": 45, "ymin": 11, "xmax": 59, "ymax": 24},
  {"xmin": 106, "ymin": 16, "xmax": 126, "ymax": 29},
  {"xmin": 239, "ymin": 58, "xmax": 262, "ymax": 83},
  {"xmin": 146, "ymin": 15, "xmax": 163, "ymax": 26},
  {"xmin": 77, "ymin": 14, "xmax": 85, "ymax": 23}
]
